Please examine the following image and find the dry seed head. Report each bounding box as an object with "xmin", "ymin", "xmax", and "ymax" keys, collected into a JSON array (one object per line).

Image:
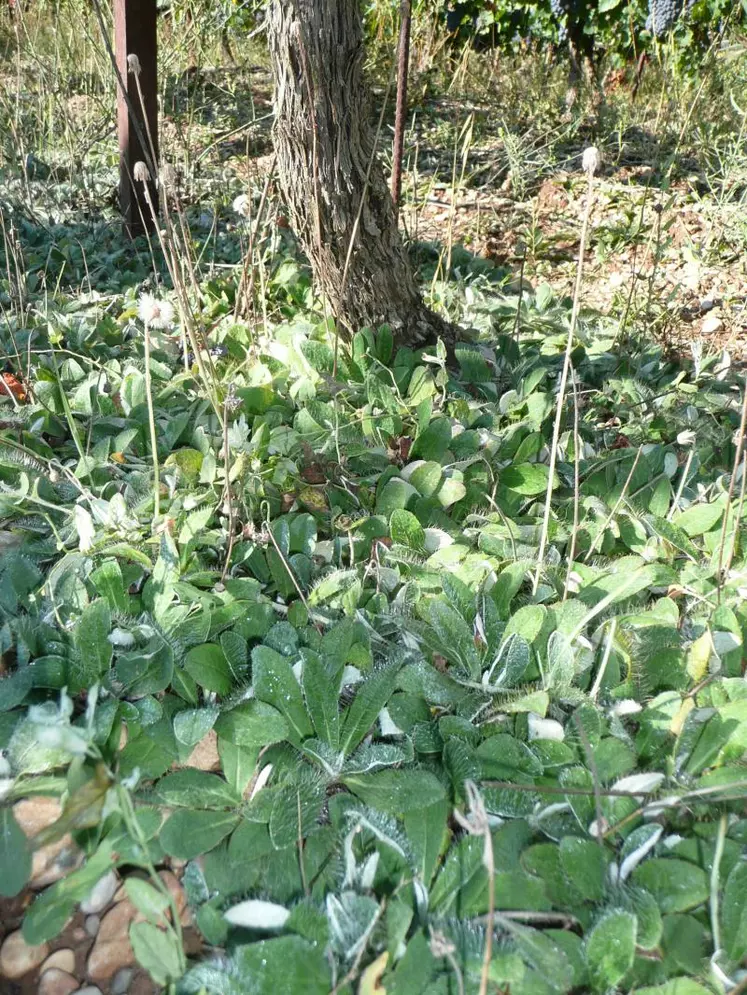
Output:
[
  {"xmin": 133, "ymin": 161, "xmax": 150, "ymax": 184},
  {"xmin": 582, "ymin": 146, "xmax": 601, "ymax": 176},
  {"xmin": 232, "ymin": 193, "xmax": 251, "ymax": 218},
  {"xmin": 127, "ymin": 53, "xmax": 141, "ymax": 75},
  {"xmin": 138, "ymin": 293, "xmax": 175, "ymax": 329}
]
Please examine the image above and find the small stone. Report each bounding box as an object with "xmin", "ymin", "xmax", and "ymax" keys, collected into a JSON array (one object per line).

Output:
[
  {"xmin": 38, "ymin": 968, "xmax": 79, "ymax": 995},
  {"xmin": 128, "ymin": 972, "xmax": 156, "ymax": 995},
  {"xmin": 158, "ymin": 869, "xmax": 190, "ymax": 925},
  {"xmin": 86, "ymin": 901, "xmax": 140, "ymax": 982},
  {"xmin": 73, "ymin": 987, "xmax": 103, "ymax": 995},
  {"xmin": 699, "ymin": 297, "xmax": 716, "ymax": 312},
  {"xmin": 71, "ymin": 929, "xmax": 87, "ymax": 943},
  {"xmin": 12, "ymin": 797, "xmax": 83, "ymax": 888},
  {"xmin": 0, "ymin": 930, "xmax": 50, "ymax": 979},
  {"xmin": 186, "ymin": 729, "xmax": 220, "ymax": 771},
  {"xmin": 84, "ymin": 915, "xmax": 100, "ymax": 938},
  {"xmin": 41, "ymin": 949, "xmax": 76, "ymax": 974},
  {"xmin": 111, "ymin": 966, "xmax": 134, "ymax": 995},
  {"xmin": 81, "ymin": 870, "xmax": 118, "ymax": 915},
  {"xmin": 702, "ymin": 313, "xmax": 723, "ymax": 335}
]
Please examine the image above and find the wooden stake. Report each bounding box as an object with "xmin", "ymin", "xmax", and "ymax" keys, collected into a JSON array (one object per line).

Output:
[
  {"xmin": 114, "ymin": 0, "xmax": 159, "ymax": 234},
  {"xmin": 391, "ymin": 0, "xmax": 411, "ymax": 211}
]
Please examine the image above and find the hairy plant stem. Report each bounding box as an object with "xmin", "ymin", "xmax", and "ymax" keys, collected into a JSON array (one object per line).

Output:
[
  {"xmin": 142, "ymin": 318, "xmax": 160, "ymax": 523},
  {"xmin": 533, "ymin": 163, "xmax": 596, "ymax": 594}
]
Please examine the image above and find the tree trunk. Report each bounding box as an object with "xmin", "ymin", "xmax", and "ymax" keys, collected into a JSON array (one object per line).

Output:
[{"xmin": 266, "ymin": 0, "xmax": 453, "ymax": 349}]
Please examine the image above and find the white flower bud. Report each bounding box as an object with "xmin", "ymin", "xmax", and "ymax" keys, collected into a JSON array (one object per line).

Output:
[
  {"xmin": 232, "ymin": 193, "xmax": 251, "ymax": 217},
  {"xmin": 127, "ymin": 53, "xmax": 141, "ymax": 75},
  {"xmin": 133, "ymin": 160, "xmax": 150, "ymax": 184},
  {"xmin": 582, "ymin": 146, "xmax": 601, "ymax": 175}
]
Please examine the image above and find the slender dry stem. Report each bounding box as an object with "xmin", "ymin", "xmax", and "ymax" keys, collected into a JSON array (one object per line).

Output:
[{"xmin": 533, "ymin": 160, "xmax": 597, "ymax": 594}]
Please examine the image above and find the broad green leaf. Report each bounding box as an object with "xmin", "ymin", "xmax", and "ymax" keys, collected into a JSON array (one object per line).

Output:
[
  {"xmin": 503, "ymin": 604, "xmax": 546, "ymax": 645},
  {"xmin": 343, "ymin": 769, "xmax": 446, "ymax": 816},
  {"xmin": 173, "ymin": 706, "xmax": 219, "ymax": 748},
  {"xmin": 0, "ymin": 807, "xmax": 31, "ymax": 897},
  {"xmin": 252, "ymin": 646, "xmax": 312, "ymax": 744},
  {"xmin": 130, "ymin": 920, "xmax": 183, "ymax": 985},
  {"xmin": 411, "ymin": 417, "xmax": 452, "ymax": 462},
  {"xmin": 559, "ymin": 837, "xmax": 608, "ymax": 903},
  {"xmin": 155, "ymin": 770, "xmax": 239, "ymax": 809},
  {"xmin": 376, "ymin": 478, "xmax": 418, "ymax": 515},
  {"xmin": 585, "ymin": 910, "xmax": 636, "ymax": 991},
  {"xmin": 721, "ymin": 860, "xmax": 747, "ymax": 961},
  {"xmin": 124, "ymin": 878, "xmax": 170, "ymax": 924},
  {"xmin": 70, "ymin": 599, "xmax": 111, "ymax": 690},
  {"xmin": 501, "ymin": 463, "xmax": 552, "ymax": 495},
  {"xmin": 159, "ymin": 809, "xmax": 238, "ymax": 860},
  {"xmin": 215, "ymin": 700, "xmax": 290, "ymax": 748},
  {"xmin": 183, "ymin": 644, "xmax": 233, "ymax": 696},
  {"xmin": 390, "ymin": 509, "xmax": 426, "ymax": 550},
  {"xmin": 268, "ymin": 778, "xmax": 326, "ymax": 848},
  {"xmin": 546, "ymin": 630, "xmax": 575, "ymax": 688},
  {"xmin": 403, "ymin": 799, "xmax": 449, "ymax": 884},
  {"xmin": 632, "ymin": 858, "xmax": 709, "ymax": 913},
  {"xmin": 635, "ymin": 983, "xmax": 714, "ymax": 995},
  {"xmin": 340, "ymin": 665, "xmax": 398, "ymax": 755},
  {"xmin": 429, "ymin": 834, "xmax": 484, "ymax": 915},
  {"xmin": 409, "ymin": 461, "xmax": 443, "ymax": 497},
  {"xmin": 112, "ymin": 638, "xmax": 173, "ymax": 698},
  {"xmin": 673, "ymin": 499, "xmax": 725, "ymax": 537},
  {"xmin": 303, "ymin": 651, "xmax": 341, "ymax": 749},
  {"xmin": 233, "ymin": 936, "xmax": 330, "ymax": 993},
  {"xmin": 90, "ymin": 559, "xmax": 129, "ymax": 613}
]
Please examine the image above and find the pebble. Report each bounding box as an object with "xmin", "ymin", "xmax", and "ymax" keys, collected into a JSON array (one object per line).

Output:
[
  {"xmin": 699, "ymin": 297, "xmax": 716, "ymax": 312},
  {"xmin": 702, "ymin": 313, "xmax": 724, "ymax": 335},
  {"xmin": 86, "ymin": 900, "xmax": 139, "ymax": 982},
  {"xmin": 111, "ymin": 966, "xmax": 134, "ymax": 995},
  {"xmin": 186, "ymin": 729, "xmax": 220, "ymax": 771},
  {"xmin": 73, "ymin": 987, "xmax": 103, "ymax": 995},
  {"xmin": 81, "ymin": 870, "xmax": 118, "ymax": 914},
  {"xmin": 12, "ymin": 798, "xmax": 82, "ymax": 888},
  {"xmin": 159, "ymin": 869, "xmax": 190, "ymax": 925},
  {"xmin": 0, "ymin": 930, "xmax": 50, "ymax": 979},
  {"xmin": 40, "ymin": 949, "xmax": 76, "ymax": 974},
  {"xmin": 38, "ymin": 968, "xmax": 79, "ymax": 995},
  {"xmin": 85, "ymin": 915, "xmax": 101, "ymax": 938}
]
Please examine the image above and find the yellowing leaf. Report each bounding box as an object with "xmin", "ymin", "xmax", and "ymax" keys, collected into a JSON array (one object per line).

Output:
[
  {"xmin": 358, "ymin": 951, "xmax": 388, "ymax": 994},
  {"xmin": 686, "ymin": 631, "xmax": 711, "ymax": 682}
]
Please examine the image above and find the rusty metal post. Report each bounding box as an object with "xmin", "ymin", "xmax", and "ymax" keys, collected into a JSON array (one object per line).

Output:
[
  {"xmin": 391, "ymin": 0, "xmax": 411, "ymax": 212},
  {"xmin": 114, "ymin": 0, "xmax": 159, "ymax": 234}
]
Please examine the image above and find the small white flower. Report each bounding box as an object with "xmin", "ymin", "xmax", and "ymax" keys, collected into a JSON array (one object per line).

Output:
[
  {"xmin": 610, "ymin": 699, "xmax": 643, "ymax": 718},
  {"xmin": 74, "ymin": 504, "xmax": 95, "ymax": 553},
  {"xmin": 138, "ymin": 293, "xmax": 175, "ymax": 329},
  {"xmin": 127, "ymin": 53, "xmax": 141, "ymax": 75},
  {"xmin": 677, "ymin": 430, "xmax": 696, "ymax": 446},
  {"xmin": 232, "ymin": 193, "xmax": 251, "ymax": 217},
  {"xmin": 614, "ymin": 772, "xmax": 665, "ymax": 797},
  {"xmin": 249, "ymin": 763, "xmax": 273, "ymax": 801},
  {"xmin": 582, "ymin": 146, "xmax": 601, "ymax": 175},
  {"xmin": 133, "ymin": 160, "xmax": 150, "ymax": 184},
  {"xmin": 527, "ymin": 713, "xmax": 565, "ymax": 741},
  {"xmin": 224, "ymin": 899, "xmax": 289, "ymax": 930}
]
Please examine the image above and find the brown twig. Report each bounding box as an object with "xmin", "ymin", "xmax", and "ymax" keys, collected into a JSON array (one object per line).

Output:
[{"xmin": 391, "ymin": 0, "xmax": 411, "ymax": 210}]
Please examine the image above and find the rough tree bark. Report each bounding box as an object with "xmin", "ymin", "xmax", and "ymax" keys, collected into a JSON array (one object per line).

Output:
[{"xmin": 266, "ymin": 0, "xmax": 453, "ymax": 349}]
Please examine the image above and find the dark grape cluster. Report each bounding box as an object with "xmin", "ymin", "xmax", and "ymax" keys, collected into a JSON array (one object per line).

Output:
[{"xmin": 646, "ymin": 0, "xmax": 696, "ymax": 37}]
